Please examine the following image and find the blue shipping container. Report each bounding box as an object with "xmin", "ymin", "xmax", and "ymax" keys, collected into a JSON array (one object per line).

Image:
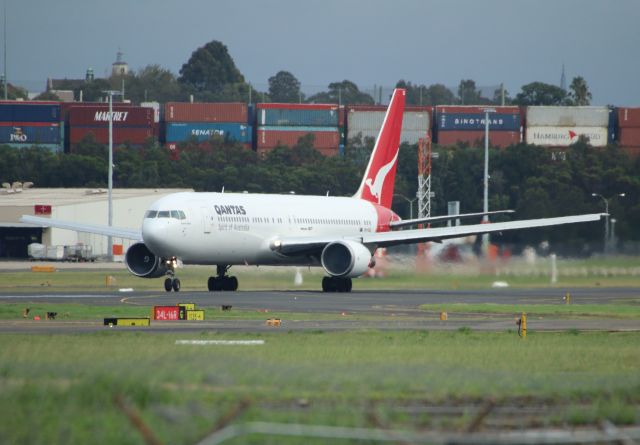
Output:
[
  {"xmin": 257, "ymin": 108, "xmax": 339, "ymax": 127},
  {"xmin": 608, "ymin": 107, "xmax": 617, "ymax": 143},
  {"xmin": 436, "ymin": 113, "xmax": 520, "ymax": 131},
  {"xmin": 0, "ymin": 103, "xmax": 60, "ymax": 123},
  {"xmin": 165, "ymin": 122, "xmax": 252, "ymax": 144},
  {"xmin": 0, "ymin": 125, "xmax": 60, "ymax": 144}
]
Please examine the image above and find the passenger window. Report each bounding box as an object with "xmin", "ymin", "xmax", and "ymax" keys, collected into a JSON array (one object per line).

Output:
[
  {"xmin": 145, "ymin": 210, "xmax": 158, "ymax": 219},
  {"xmin": 158, "ymin": 211, "xmax": 170, "ymax": 218}
]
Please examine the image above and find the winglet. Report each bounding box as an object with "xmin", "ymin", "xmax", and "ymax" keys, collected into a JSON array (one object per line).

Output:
[{"xmin": 354, "ymin": 88, "xmax": 405, "ymax": 209}]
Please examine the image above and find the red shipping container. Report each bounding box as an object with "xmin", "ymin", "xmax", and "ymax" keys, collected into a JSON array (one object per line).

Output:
[
  {"xmin": 257, "ymin": 146, "xmax": 339, "ymax": 157},
  {"xmin": 153, "ymin": 306, "xmax": 180, "ymax": 321},
  {"xmin": 436, "ymin": 131, "xmax": 521, "ymax": 148},
  {"xmin": 257, "ymin": 103, "xmax": 337, "ymax": 111},
  {"xmin": 256, "ymin": 128, "xmax": 340, "ymax": 149},
  {"xmin": 619, "ymin": 127, "xmax": 640, "ymax": 146},
  {"xmin": 60, "ymin": 102, "xmax": 136, "ymax": 120},
  {"xmin": 436, "ymin": 105, "xmax": 520, "ymax": 114},
  {"xmin": 618, "ymin": 108, "xmax": 640, "ymax": 128},
  {"xmin": 69, "ymin": 126, "xmax": 154, "ymax": 146},
  {"xmin": 164, "ymin": 102, "xmax": 248, "ymax": 123},
  {"xmin": 68, "ymin": 105, "xmax": 153, "ymax": 127}
]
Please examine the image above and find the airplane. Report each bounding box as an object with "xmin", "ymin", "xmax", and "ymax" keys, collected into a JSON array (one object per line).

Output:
[{"xmin": 21, "ymin": 88, "xmax": 604, "ymax": 293}]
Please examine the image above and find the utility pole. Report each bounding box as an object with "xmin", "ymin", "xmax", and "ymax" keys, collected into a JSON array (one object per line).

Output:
[
  {"xmin": 3, "ymin": 1, "xmax": 7, "ymax": 100},
  {"xmin": 103, "ymin": 90, "xmax": 122, "ymax": 260},
  {"xmin": 482, "ymin": 108, "xmax": 496, "ymax": 253}
]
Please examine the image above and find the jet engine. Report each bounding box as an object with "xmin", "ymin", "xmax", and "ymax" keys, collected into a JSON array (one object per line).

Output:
[
  {"xmin": 125, "ymin": 242, "xmax": 167, "ymax": 278},
  {"xmin": 321, "ymin": 240, "xmax": 373, "ymax": 278}
]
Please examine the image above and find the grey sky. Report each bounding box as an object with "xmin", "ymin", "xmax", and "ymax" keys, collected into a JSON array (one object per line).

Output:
[{"xmin": 8, "ymin": 0, "xmax": 640, "ymax": 105}]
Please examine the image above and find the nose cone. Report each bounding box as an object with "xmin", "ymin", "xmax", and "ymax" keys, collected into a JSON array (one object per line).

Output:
[{"xmin": 142, "ymin": 219, "xmax": 171, "ymax": 257}]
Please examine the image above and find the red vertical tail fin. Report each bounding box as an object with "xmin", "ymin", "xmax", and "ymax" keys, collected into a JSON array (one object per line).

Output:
[{"xmin": 354, "ymin": 88, "xmax": 405, "ymax": 209}]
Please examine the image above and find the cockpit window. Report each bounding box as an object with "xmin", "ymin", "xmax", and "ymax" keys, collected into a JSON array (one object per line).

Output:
[
  {"xmin": 157, "ymin": 210, "xmax": 170, "ymax": 218},
  {"xmin": 170, "ymin": 210, "xmax": 180, "ymax": 219},
  {"xmin": 145, "ymin": 210, "xmax": 158, "ymax": 219},
  {"xmin": 178, "ymin": 210, "xmax": 186, "ymax": 220}
]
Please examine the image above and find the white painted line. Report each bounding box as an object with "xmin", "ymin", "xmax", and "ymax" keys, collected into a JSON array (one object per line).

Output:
[{"xmin": 175, "ymin": 340, "xmax": 265, "ymax": 346}]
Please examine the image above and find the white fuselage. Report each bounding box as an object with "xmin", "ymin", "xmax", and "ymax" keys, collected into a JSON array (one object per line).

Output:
[{"xmin": 141, "ymin": 192, "xmax": 383, "ymax": 266}]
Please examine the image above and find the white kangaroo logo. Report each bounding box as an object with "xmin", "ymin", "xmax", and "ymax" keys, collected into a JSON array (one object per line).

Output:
[{"xmin": 365, "ymin": 151, "xmax": 398, "ymax": 203}]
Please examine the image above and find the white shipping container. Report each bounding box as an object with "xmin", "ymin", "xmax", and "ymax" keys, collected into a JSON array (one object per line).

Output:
[
  {"xmin": 525, "ymin": 126, "xmax": 608, "ymax": 147},
  {"xmin": 526, "ymin": 106, "xmax": 609, "ymax": 127},
  {"xmin": 141, "ymin": 101, "xmax": 161, "ymax": 123},
  {"xmin": 45, "ymin": 245, "xmax": 65, "ymax": 260}
]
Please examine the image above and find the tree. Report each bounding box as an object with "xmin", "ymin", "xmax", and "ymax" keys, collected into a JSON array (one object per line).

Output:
[
  {"xmin": 121, "ymin": 65, "xmax": 184, "ymax": 103},
  {"xmin": 514, "ymin": 82, "xmax": 568, "ymax": 106},
  {"xmin": 396, "ymin": 81, "xmax": 457, "ymax": 106},
  {"xmin": 307, "ymin": 80, "xmax": 374, "ymax": 105},
  {"xmin": 427, "ymin": 84, "xmax": 457, "ymax": 105},
  {"xmin": 178, "ymin": 40, "xmax": 245, "ymax": 97},
  {"xmin": 568, "ymin": 76, "xmax": 592, "ymax": 106},
  {"xmin": 33, "ymin": 90, "xmax": 61, "ymax": 101},
  {"xmin": 1, "ymin": 82, "xmax": 28, "ymax": 100},
  {"xmin": 457, "ymin": 79, "xmax": 482, "ymax": 105},
  {"xmin": 268, "ymin": 71, "xmax": 303, "ymax": 103}
]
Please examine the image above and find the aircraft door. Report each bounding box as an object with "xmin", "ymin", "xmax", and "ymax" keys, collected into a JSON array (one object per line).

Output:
[{"xmin": 201, "ymin": 207, "xmax": 214, "ymax": 234}]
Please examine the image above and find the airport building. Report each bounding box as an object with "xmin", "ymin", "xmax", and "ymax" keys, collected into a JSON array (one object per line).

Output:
[{"xmin": 0, "ymin": 187, "xmax": 192, "ymax": 259}]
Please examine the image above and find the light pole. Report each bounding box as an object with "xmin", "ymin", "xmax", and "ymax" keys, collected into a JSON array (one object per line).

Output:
[
  {"xmin": 482, "ymin": 108, "xmax": 496, "ymax": 252},
  {"xmin": 393, "ymin": 193, "xmax": 418, "ymax": 220},
  {"xmin": 591, "ymin": 192, "xmax": 625, "ymax": 254},
  {"xmin": 103, "ymin": 90, "xmax": 122, "ymax": 260}
]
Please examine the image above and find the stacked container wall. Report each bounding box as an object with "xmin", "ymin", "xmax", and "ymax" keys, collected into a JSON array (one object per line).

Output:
[{"xmin": 164, "ymin": 102, "xmax": 248, "ymax": 123}]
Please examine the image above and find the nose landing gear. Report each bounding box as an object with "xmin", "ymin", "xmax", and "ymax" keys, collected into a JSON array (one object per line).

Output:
[
  {"xmin": 163, "ymin": 258, "xmax": 181, "ymax": 292},
  {"xmin": 207, "ymin": 265, "xmax": 238, "ymax": 291}
]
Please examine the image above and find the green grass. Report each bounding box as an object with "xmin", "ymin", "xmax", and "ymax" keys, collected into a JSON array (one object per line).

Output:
[
  {"xmin": 1, "ymin": 263, "xmax": 639, "ymax": 293},
  {"xmin": 0, "ymin": 302, "xmax": 378, "ymax": 321},
  {"xmin": 420, "ymin": 303, "xmax": 640, "ymax": 319},
  {"xmin": 0, "ymin": 331, "xmax": 638, "ymax": 444}
]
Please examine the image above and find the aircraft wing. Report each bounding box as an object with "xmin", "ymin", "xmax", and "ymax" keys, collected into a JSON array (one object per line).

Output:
[
  {"xmin": 272, "ymin": 213, "xmax": 605, "ymax": 255},
  {"xmin": 389, "ymin": 209, "xmax": 515, "ymax": 229},
  {"xmin": 20, "ymin": 215, "xmax": 142, "ymax": 241},
  {"xmin": 364, "ymin": 213, "xmax": 605, "ymax": 247}
]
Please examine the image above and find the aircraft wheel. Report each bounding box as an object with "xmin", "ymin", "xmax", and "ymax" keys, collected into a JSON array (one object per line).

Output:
[
  {"xmin": 228, "ymin": 276, "xmax": 238, "ymax": 291},
  {"xmin": 345, "ymin": 278, "xmax": 352, "ymax": 293},
  {"xmin": 207, "ymin": 276, "xmax": 216, "ymax": 291},
  {"xmin": 172, "ymin": 278, "xmax": 181, "ymax": 292},
  {"xmin": 164, "ymin": 277, "xmax": 173, "ymax": 292}
]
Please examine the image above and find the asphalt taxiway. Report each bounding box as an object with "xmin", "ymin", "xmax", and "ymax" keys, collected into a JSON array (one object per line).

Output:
[{"xmin": 0, "ymin": 287, "xmax": 638, "ymax": 334}]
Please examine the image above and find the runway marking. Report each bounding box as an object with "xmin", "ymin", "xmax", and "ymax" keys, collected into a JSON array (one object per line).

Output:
[{"xmin": 175, "ymin": 340, "xmax": 265, "ymax": 345}]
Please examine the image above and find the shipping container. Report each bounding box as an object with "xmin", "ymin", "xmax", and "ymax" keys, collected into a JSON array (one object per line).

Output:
[
  {"xmin": 525, "ymin": 126, "xmax": 608, "ymax": 147},
  {"xmin": 619, "ymin": 128, "xmax": 640, "ymax": 147},
  {"xmin": 68, "ymin": 126, "xmax": 154, "ymax": 146},
  {"xmin": 348, "ymin": 109, "xmax": 431, "ymax": 131},
  {"xmin": 257, "ymin": 146, "xmax": 339, "ymax": 157},
  {"xmin": 165, "ymin": 122, "xmax": 252, "ymax": 144},
  {"xmin": 152, "ymin": 306, "xmax": 180, "ymax": 321},
  {"xmin": 526, "ymin": 106, "xmax": 609, "ymax": 127},
  {"xmin": 164, "ymin": 102, "xmax": 248, "ymax": 123},
  {"xmin": 68, "ymin": 105, "xmax": 154, "ymax": 127},
  {"xmin": 617, "ymin": 107, "xmax": 640, "ymax": 128},
  {"xmin": 0, "ymin": 102, "xmax": 60, "ymax": 123},
  {"xmin": 141, "ymin": 101, "xmax": 161, "ymax": 123},
  {"xmin": 435, "ymin": 113, "xmax": 520, "ymax": 132},
  {"xmin": 436, "ymin": 131, "xmax": 521, "ymax": 148},
  {"xmin": 0, "ymin": 124, "xmax": 61, "ymax": 144},
  {"xmin": 257, "ymin": 103, "xmax": 339, "ymax": 127},
  {"xmin": 256, "ymin": 126, "xmax": 340, "ymax": 150},
  {"xmin": 435, "ymin": 105, "xmax": 519, "ymax": 115}
]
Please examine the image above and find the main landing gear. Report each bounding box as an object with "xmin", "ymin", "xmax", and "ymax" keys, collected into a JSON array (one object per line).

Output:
[
  {"xmin": 322, "ymin": 276, "xmax": 352, "ymax": 293},
  {"xmin": 207, "ymin": 265, "xmax": 238, "ymax": 291}
]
